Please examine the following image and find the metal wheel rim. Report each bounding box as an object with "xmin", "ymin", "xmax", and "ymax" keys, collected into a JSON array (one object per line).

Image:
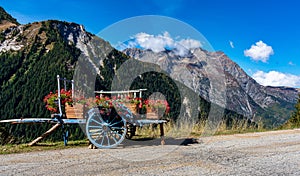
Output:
[{"xmin": 86, "ymin": 108, "xmax": 127, "ymax": 149}]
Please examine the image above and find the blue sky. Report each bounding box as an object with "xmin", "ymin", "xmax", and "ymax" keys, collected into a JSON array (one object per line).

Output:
[{"xmin": 1, "ymin": 0, "xmax": 300, "ymax": 87}]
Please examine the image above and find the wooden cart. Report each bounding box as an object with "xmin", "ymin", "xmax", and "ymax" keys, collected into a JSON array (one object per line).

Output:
[{"xmin": 0, "ymin": 75, "xmax": 167, "ymax": 149}]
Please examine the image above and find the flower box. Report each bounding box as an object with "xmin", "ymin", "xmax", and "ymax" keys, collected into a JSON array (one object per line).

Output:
[
  {"xmin": 124, "ymin": 103, "xmax": 137, "ymax": 113},
  {"xmin": 65, "ymin": 103, "xmax": 84, "ymax": 119}
]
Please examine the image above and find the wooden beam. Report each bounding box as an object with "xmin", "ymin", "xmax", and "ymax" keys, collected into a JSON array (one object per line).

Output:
[
  {"xmin": 160, "ymin": 123, "xmax": 165, "ymax": 145},
  {"xmin": 28, "ymin": 123, "xmax": 61, "ymax": 146},
  {"xmin": 94, "ymin": 89, "xmax": 147, "ymax": 94}
]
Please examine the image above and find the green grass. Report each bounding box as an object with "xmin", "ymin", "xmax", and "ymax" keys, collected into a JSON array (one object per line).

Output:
[
  {"xmin": 213, "ymin": 119, "xmax": 267, "ymax": 135},
  {"xmin": 133, "ymin": 119, "xmax": 268, "ymax": 139},
  {"xmin": 0, "ymin": 140, "xmax": 88, "ymax": 155}
]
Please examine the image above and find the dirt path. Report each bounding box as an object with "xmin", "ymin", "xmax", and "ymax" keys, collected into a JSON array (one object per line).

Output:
[{"xmin": 1, "ymin": 129, "xmax": 300, "ymax": 175}]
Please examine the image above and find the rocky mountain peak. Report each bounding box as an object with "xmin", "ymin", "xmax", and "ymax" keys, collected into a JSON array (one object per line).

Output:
[
  {"xmin": 48, "ymin": 20, "xmax": 91, "ymax": 46},
  {"xmin": 0, "ymin": 19, "xmax": 96, "ymax": 53},
  {"xmin": 123, "ymin": 47, "xmax": 298, "ymax": 125}
]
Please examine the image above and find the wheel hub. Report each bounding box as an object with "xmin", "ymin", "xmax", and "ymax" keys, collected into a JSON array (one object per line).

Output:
[{"xmin": 102, "ymin": 124, "xmax": 110, "ymax": 132}]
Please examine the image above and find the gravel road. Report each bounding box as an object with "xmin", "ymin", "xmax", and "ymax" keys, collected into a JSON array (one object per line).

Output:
[{"xmin": 1, "ymin": 129, "xmax": 300, "ymax": 176}]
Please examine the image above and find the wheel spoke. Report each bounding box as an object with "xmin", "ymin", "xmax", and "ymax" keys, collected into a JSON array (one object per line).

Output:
[
  {"xmin": 106, "ymin": 135, "xmax": 110, "ymax": 146},
  {"xmin": 110, "ymin": 126, "xmax": 125, "ymax": 130},
  {"xmin": 95, "ymin": 131, "xmax": 104, "ymax": 140},
  {"xmin": 97, "ymin": 115, "xmax": 104, "ymax": 123},
  {"xmin": 100, "ymin": 134, "xmax": 105, "ymax": 145},
  {"xmin": 110, "ymin": 132, "xmax": 118, "ymax": 143},
  {"xmin": 110, "ymin": 120, "xmax": 123, "ymax": 126},
  {"xmin": 91, "ymin": 118, "xmax": 102, "ymax": 125},
  {"xmin": 88, "ymin": 125, "xmax": 103, "ymax": 128},
  {"xmin": 89, "ymin": 129, "xmax": 103, "ymax": 135},
  {"xmin": 108, "ymin": 115, "xmax": 117, "ymax": 125}
]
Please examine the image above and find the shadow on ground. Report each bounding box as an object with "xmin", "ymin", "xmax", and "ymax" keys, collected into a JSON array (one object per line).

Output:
[{"xmin": 119, "ymin": 137, "xmax": 200, "ymax": 148}]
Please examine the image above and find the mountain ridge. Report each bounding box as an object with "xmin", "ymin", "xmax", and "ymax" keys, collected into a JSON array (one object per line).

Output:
[
  {"xmin": 123, "ymin": 48, "xmax": 298, "ymax": 126},
  {"xmin": 0, "ymin": 7, "xmax": 19, "ymax": 30}
]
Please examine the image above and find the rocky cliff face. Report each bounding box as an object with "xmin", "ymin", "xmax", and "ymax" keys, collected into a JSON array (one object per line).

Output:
[
  {"xmin": 0, "ymin": 20, "xmax": 94, "ymax": 52},
  {"xmin": 123, "ymin": 48, "xmax": 298, "ymax": 125},
  {"xmin": 219, "ymin": 53, "xmax": 298, "ymax": 105}
]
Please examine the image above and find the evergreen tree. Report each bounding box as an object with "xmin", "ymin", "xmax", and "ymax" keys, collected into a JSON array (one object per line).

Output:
[
  {"xmin": 0, "ymin": 6, "xmax": 19, "ymax": 25},
  {"xmin": 289, "ymin": 94, "xmax": 300, "ymax": 127}
]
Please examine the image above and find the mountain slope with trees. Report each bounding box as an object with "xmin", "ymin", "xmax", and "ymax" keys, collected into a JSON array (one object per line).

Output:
[{"xmin": 286, "ymin": 95, "xmax": 300, "ymax": 128}]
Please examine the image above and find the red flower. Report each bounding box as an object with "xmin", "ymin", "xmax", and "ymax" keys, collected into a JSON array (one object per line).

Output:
[{"xmin": 44, "ymin": 89, "xmax": 73, "ymax": 113}]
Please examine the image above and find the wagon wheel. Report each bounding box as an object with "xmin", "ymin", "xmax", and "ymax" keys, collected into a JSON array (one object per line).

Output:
[{"xmin": 86, "ymin": 108, "xmax": 127, "ymax": 149}]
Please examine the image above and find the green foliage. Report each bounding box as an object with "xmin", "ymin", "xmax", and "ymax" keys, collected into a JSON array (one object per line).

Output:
[
  {"xmin": 95, "ymin": 49, "xmax": 129, "ymax": 91},
  {"xmin": 287, "ymin": 94, "xmax": 300, "ymax": 127},
  {"xmin": 0, "ymin": 22, "xmax": 79, "ymax": 119},
  {"xmin": 256, "ymin": 96, "xmax": 296, "ymax": 128},
  {"xmin": 0, "ymin": 7, "xmax": 19, "ymax": 25},
  {"xmin": 0, "ymin": 21, "xmax": 81, "ymax": 143},
  {"xmin": 0, "ymin": 32, "xmax": 5, "ymax": 42}
]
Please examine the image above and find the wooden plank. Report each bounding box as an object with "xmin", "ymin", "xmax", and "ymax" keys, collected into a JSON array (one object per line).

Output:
[
  {"xmin": 62, "ymin": 119, "xmax": 86, "ymax": 124},
  {"xmin": 65, "ymin": 104, "xmax": 84, "ymax": 119},
  {"xmin": 160, "ymin": 123, "xmax": 165, "ymax": 145},
  {"xmin": 146, "ymin": 112, "xmax": 159, "ymax": 119},
  {"xmin": 0, "ymin": 118, "xmax": 56, "ymax": 124},
  {"xmin": 65, "ymin": 112, "xmax": 83, "ymax": 119},
  {"xmin": 94, "ymin": 89, "xmax": 147, "ymax": 94},
  {"xmin": 0, "ymin": 118, "xmax": 86, "ymax": 124},
  {"xmin": 28, "ymin": 123, "xmax": 61, "ymax": 146}
]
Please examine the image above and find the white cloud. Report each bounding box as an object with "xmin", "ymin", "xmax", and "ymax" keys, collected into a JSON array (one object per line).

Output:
[
  {"xmin": 252, "ymin": 70, "xmax": 300, "ymax": 88},
  {"xmin": 134, "ymin": 32, "xmax": 174, "ymax": 52},
  {"xmin": 174, "ymin": 38, "xmax": 202, "ymax": 56},
  {"xmin": 229, "ymin": 40, "xmax": 234, "ymax": 48},
  {"xmin": 244, "ymin": 41, "xmax": 274, "ymax": 62},
  {"xmin": 288, "ymin": 61, "xmax": 295, "ymax": 66},
  {"xmin": 178, "ymin": 39, "xmax": 201, "ymax": 49},
  {"xmin": 125, "ymin": 32, "xmax": 202, "ymax": 56}
]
